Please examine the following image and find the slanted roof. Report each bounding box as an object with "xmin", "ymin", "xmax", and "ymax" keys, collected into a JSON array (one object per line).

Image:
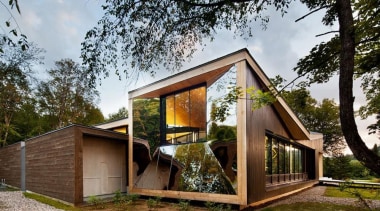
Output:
[
  {"xmin": 129, "ymin": 48, "xmax": 310, "ymax": 140},
  {"xmin": 95, "ymin": 118, "xmax": 128, "ymax": 130}
]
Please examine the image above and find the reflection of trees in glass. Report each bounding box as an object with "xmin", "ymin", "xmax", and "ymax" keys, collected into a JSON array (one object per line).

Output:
[
  {"xmin": 207, "ymin": 67, "xmax": 237, "ymax": 129},
  {"xmin": 174, "ymin": 143, "xmax": 236, "ymax": 194},
  {"xmin": 133, "ymin": 99, "xmax": 160, "ymax": 153},
  {"xmin": 208, "ymin": 123, "xmax": 236, "ymax": 141},
  {"xmin": 208, "ymin": 102, "xmax": 237, "ymax": 141}
]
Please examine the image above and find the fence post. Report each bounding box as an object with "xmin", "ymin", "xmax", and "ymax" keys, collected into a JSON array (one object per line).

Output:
[{"xmin": 21, "ymin": 141, "xmax": 25, "ymax": 192}]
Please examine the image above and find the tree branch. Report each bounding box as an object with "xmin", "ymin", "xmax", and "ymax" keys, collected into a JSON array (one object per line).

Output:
[
  {"xmin": 173, "ymin": 0, "xmax": 254, "ymax": 7},
  {"xmin": 295, "ymin": 6, "xmax": 329, "ymax": 22},
  {"xmin": 316, "ymin": 30, "xmax": 339, "ymax": 37}
]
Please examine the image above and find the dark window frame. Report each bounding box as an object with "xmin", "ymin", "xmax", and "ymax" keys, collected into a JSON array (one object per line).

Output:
[
  {"xmin": 160, "ymin": 83, "xmax": 207, "ymax": 145},
  {"xmin": 265, "ymin": 130, "xmax": 310, "ymax": 186}
]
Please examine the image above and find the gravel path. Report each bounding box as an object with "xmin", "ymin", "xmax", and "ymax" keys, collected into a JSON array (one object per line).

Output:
[
  {"xmin": 260, "ymin": 186, "xmax": 380, "ymax": 210},
  {"xmin": 0, "ymin": 191, "xmax": 63, "ymax": 211}
]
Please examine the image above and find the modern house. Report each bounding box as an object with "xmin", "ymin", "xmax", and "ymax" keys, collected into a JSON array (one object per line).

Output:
[
  {"xmin": 0, "ymin": 48, "xmax": 322, "ymax": 209},
  {"xmin": 128, "ymin": 48, "xmax": 323, "ymax": 209}
]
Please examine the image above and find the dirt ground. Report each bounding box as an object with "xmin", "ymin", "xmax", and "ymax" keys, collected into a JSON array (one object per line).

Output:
[{"xmin": 79, "ymin": 199, "xmax": 219, "ymax": 211}]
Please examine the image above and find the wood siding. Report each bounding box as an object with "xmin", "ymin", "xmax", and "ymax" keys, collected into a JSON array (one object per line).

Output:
[
  {"xmin": 244, "ymin": 64, "xmax": 322, "ymax": 205},
  {"xmin": 245, "ymin": 64, "xmax": 292, "ymax": 203},
  {"xmin": 0, "ymin": 143, "xmax": 21, "ymax": 187},
  {"xmin": 26, "ymin": 126, "xmax": 77, "ymax": 204}
]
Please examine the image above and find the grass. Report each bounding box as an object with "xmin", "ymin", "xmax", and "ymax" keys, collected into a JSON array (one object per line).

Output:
[
  {"xmin": 20, "ymin": 186, "xmax": 380, "ymax": 211},
  {"xmin": 260, "ymin": 202, "xmax": 371, "ymax": 211},
  {"xmin": 23, "ymin": 192, "xmax": 81, "ymax": 211},
  {"xmin": 324, "ymin": 186, "xmax": 380, "ymax": 200}
]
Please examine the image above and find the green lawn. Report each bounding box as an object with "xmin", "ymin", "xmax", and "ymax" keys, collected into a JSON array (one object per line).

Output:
[
  {"xmin": 324, "ymin": 186, "xmax": 380, "ymax": 200},
  {"xmin": 260, "ymin": 202, "xmax": 371, "ymax": 211}
]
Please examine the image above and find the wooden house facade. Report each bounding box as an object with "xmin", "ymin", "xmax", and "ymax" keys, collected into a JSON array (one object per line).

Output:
[{"xmin": 128, "ymin": 49, "xmax": 323, "ymax": 209}]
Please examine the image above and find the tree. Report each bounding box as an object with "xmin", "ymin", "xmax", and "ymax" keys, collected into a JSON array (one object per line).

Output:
[
  {"xmin": 107, "ymin": 107, "xmax": 128, "ymax": 121},
  {"xmin": 0, "ymin": 62, "xmax": 29, "ymax": 146},
  {"xmin": 82, "ymin": 0, "xmax": 380, "ymax": 175},
  {"xmin": 36, "ymin": 59, "xmax": 103, "ymax": 130},
  {"xmin": 323, "ymin": 155, "xmax": 352, "ymax": 180},
  {"xmin": 7, "ymin": 98, "xmax": 44, "ymax": 144},
  {"xmin": 132, "ymin": 99, "xmax": 160, "ymax": 154},
  {"xmin": 0, "ymin": 41, "xmax": 43, "ymax": 146},
  {"xmin": 372, "ymin": 144, "xmax": 379, "ymax": 156},
  {"xmin": 281, "ymin": 88, "xmax": 345, "ymax": 156}
]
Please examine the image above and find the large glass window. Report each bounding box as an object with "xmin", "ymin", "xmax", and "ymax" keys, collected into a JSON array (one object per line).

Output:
[
  {"xmin": 163, "ymin": 85, "xmax": 206, "ymax": 144},
  {"xmin": 265, "ymin": 132, "xmax": 308, "ymax": 186}
]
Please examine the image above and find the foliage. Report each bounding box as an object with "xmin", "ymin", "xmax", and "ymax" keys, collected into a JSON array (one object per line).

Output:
[
  {"xmin": 125, "ymin": 194, "xmax": 140, "ymax": 202},
  {"xmin": 88, "ymin": 195, "xmax": 105, "ymax": 210},
  {"xmin": 247, "ymin": 86, "xmax": 276, "ymax": 110},
  {"xmin": 23, "ymin": 192, "xmax": 80, "ymax": 211},
  {"xmin": 372, "ymin": 144, "xmax": 380, "ymax": 156},
  {"xmin": 323, "ymin": 155, "xmax": 352, "ymax": 180},
  {"xmin": 107, "ymin": 106, "xmax": 128, "ymax": 121},
  {"xmin": 324, "ymin": 155, "xmax": 378, "ymax": 180},
  {"xmin": 0, "ymin": 62, "xmax": 29, "ymax": 146},
  {"xmin": 210, "ymin": 86, "xmax": 242, "ymax": 123},
  {"xmin": 338, "ymin": 182, "xmax": 376, "ymax": 209},
  {"xmin": 281, "ymin": 87, "xmax": 345, "ymax": 156},
  {"xmin": 260, "ymin": 202, "xmax": 370, "ymax": 211},
  {"xmin": 0, "ymin": 42, "xmax": 43, "ymax": 146},
  {"xmin": 82, "ymin": 0, "xmax": 380, "ymax": 176},
  {"xmin": 324, "ymin": 186, "xmax": 380, "ymax": 201},
  {"xmin": 133, "ymin": 99, "xmax": 160, "ymax": 153},
  {"xmin": 113, "ymin": 190, "xmax": 123, "ymax": 204},
  {"xmin": 35, "ymin": 59, "xmax": 104, "ymax": 130},
  {"xmin": 208, "ymin": 124, "xmax": 236, "ymax": 141},
  {"xmin": 6, "ymin": 99, "xmax": 44, "ymax": 144},
  {"xmin": 176, "ymin": 200, "xmax": 191, "ymax": 211},
  {"xmin": 146, "ymin": 196, "xmax": 161, "ymax": 210},
  {"xmin": 0, "ymin": 1, "xmax": 29, "ymax": 54},
  {"xmin": 112, "ymin": 191, "xmax": 139, "ymax": 210},
  {"xmin": 205, "ymin": 201, "xmax": 232, "ymax": 211},
  {"xmin": 81, "ymin": 0, "xmax": 291, "ymax": 85}
]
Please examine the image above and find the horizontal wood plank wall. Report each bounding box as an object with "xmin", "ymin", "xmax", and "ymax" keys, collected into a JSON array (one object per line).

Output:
[
  {"xmin": 0, "ymin": 143, "xmax": 21, "ymax": 188},
  {"xmin": 245, "ymin": 66, "xmax": 292, "ymax": 204},
  {"xmin": 26, "ymin": 126, "xmax": 77, "ymax": 204}
]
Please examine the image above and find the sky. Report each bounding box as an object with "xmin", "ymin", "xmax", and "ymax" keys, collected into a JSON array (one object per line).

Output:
[{"xmin": 1, "ymin": 0, "xmax": 378, "ymax": 152}]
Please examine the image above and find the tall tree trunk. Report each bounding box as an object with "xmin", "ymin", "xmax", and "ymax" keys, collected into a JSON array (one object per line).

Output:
[{"xmin": 337, "ymin": 0, "xmax": 380, "ymax": 175}]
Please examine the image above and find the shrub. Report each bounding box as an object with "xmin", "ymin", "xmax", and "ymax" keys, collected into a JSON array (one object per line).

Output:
[
  {"xmin": 147, "ymin": 196, "xmax": 161, "ymax": 210},
  {"xmin": 88, "ymin": 195, "xmax": 105, "ymax": 209},
  {"xmin": 176, "ymin": 200, "xmax": 191, "ymax": 211},
  {"xmin": 205, "ymin": 201, "xmax": 232, "ymax": 211}
]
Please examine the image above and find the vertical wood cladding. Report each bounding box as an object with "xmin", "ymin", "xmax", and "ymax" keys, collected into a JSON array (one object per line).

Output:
[
  {"xmin": 245, "ymin": 65, "xmax": 289, "ymax": 203},
  {"xmin": 26, "ymin": 126, "xmax": 77, "ymax": 204},
  {"xmin": 0, "ymin": 143, "xmax": 21, "ymax": 187},
  {"xmin": 244, "ymin": 64, "xmax": 321, "ymax": 204}
]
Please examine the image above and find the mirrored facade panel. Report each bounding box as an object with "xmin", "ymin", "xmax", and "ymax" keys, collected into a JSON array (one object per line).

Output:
[{"xmin": 132, "ymin": 67, "xmax": 238, "ymax": 195}]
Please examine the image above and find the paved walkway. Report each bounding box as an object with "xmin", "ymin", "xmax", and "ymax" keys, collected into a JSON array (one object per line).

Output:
[{"xmin": 259, "ymin": 186, "xmax": 380, "ymax": 210}]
